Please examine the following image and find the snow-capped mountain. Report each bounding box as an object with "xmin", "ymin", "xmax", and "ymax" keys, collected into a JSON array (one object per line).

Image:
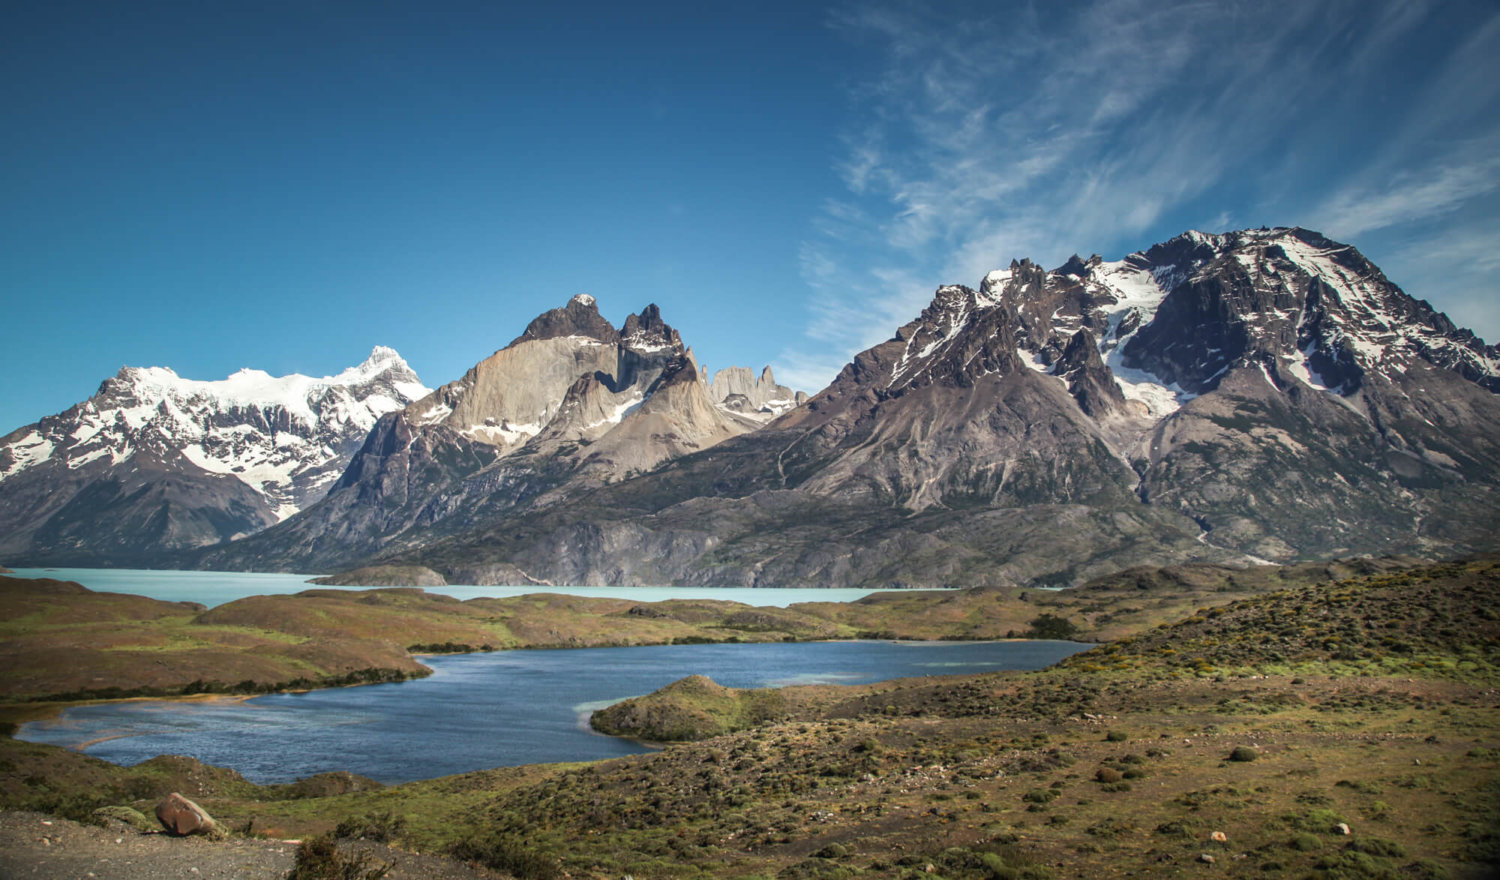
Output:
[
  {"xmin": 350, "ymin": 227, "xmax": 1498, "ymax": 587},
  {"xmin": 0, "ymin": 347, "xmax": 429, "ymax": 564},
  {"xmin": 990, "ymin": 227, "xmax": 1498, "ymax": 410},
  {"xmin": 19, "ymin": 228, "xmax": 1493, "ymax": 583},
  {"xmin": 191, "ymin": 296, "xmax": 780, "ymax": 573}
]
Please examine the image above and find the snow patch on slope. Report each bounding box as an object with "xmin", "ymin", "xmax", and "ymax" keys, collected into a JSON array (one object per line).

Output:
[
  {"xmin": 1087, "ymin": 257, "xmax": 1193, "ymax": 418},
  {"xmin": 0, "ymin": 348, "xmax": 430, "ymax": 522}
]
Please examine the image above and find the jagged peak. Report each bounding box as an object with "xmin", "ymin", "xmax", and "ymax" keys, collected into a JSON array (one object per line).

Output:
[
  {"xmin": 621, "ymin": 303, "xmax": 683, "ymax": 354},
  {"xmin": 1055, "ymin": 254, "xmax": 1090, "ymax": 277},
  {"xmin": 332, "ymin": 345, "xmax": 422, "ymax": 386},
  {"xmin": 511, "ymin": 295, "xmax": 620, "ymax": 347},
  {"xmin": 364, "ymin": 344, "xmax": 402, "ymax": 364},
  {"xmin": 100, "ymin": 348, "xmax": 427, "ymax": 408}
]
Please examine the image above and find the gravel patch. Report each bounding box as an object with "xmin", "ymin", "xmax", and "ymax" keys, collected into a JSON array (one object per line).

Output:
[{"xmin": 0, "ymin": 811, "xmax": 504, "ymax": 879}]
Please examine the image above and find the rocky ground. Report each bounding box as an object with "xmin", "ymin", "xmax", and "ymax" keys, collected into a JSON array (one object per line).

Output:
[{"xmin": 0, "ymin": 810, "xmax": 502, "ymax": 879}]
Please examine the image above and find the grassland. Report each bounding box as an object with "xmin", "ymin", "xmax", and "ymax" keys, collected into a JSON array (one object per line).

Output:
[
  {"xmin": 0, "ymin": 555, "xmax": 1416, "ymax": 705},
  {"xmin": 1, "ymin": 556, "xmax": 1496, "ymax": 878}
]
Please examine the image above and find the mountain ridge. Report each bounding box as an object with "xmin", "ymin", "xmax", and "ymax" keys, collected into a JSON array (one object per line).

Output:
[
  {"xmin": 4, "ymin": 226, "xmax": 1495, "ymax": 582},
  {"xmin": 185, "ymin": 296, "xmax": 770, "ymax": 573},
  {"xmin": 0, "ymin": 347, "xmax": 431, "ymax": 565},
  {"xmin": 363, "ymin": 226, "xmax": 1499, "ymax": 586}
]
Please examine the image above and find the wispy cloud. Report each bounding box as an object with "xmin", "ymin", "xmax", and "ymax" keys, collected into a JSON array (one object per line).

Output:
[
  {"xmin": 1379, "ymin": 225, "xmax": 1500, "ymax": 347},
  {"xmin": 1310, "ymin": 13, "xmax": 1500, "ymax": 239},
  {"xmin": 1313, "ymin": 156, "xmax": 1500, "ymax": 239},
  {"xmin": 776, "ymin": 0, "xmax": 1500, "ymax": 392}
]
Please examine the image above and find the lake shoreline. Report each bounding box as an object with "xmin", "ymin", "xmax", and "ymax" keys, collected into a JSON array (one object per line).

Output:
[
  {"xmin": 3, "ymin": 566, "xmax": 917, "ymax": 608},
  {"xmin": 16, "ymin": 639, "xmax": 1092, "ymax": 785}
]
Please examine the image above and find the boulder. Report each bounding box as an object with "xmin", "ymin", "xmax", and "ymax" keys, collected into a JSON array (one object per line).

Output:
[{"xmin": 155, "ymin": 792, "xmax": 215, "ymax": 836}]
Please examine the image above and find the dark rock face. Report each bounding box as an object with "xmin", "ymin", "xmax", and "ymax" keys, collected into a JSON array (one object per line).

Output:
[
  {"xmin": 1055, "ymin": 329, "xmax": 1125, "ymax": 417},
  {"xmin": 620, "ymin": 303, "xmax": 683, "ymax": 353},
  {"xmin": 509, "ymin": 293, "xmax": 621, "ymax": 346}
]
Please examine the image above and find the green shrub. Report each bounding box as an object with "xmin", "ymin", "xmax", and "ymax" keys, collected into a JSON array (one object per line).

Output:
[
  {"xmin": 1311, "ymin": 849, "xmax": 1400, "ymax": 879},
  {"xmin": 1282, "ymin": 808, "xmax": 1346, "ymax": 833},
  {"xmin": 778, "ymin": 858, "xmax": 854, "ymax": 879},
  {"xmin": 1026, "ymin": 614, "xmax": 1079, "ymax": 640},
  {"xmin": 812, "ymin": 843, "xmax": 850, "ymax": 859},
  {"xmin": 1345, "ymin": 837, "xmax": 1406, "ymax": 858},
  {"xmin": 333, "ymin": 811, "xmax": 406, "ymax": 843},
  {"xmin": 450, "ymin": 834, "xmax": 561, "ymax": 880},
  {"xmin": 1155, "ymin": 820, "xmax": 1199, "ymax": 838},
  {"xmin": 1400, "ymin": 858, "xmax": 1451, "ymax": 879},
  {"xmin": 1228, "ymin": 746, "xmax": 1259, "ymax": 762},
  {"xmin": 92, "ymin": 806, "xmax": 156, "ymax": 833},
  {"xmin": 285, "ymin": 835, "xmax": 390, "ymax": 880}
]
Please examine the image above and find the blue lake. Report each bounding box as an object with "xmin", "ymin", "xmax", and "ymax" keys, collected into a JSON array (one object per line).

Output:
[
  {"xmin": 19, "ymin": 640, "xmax": 1089, "ymax": 784},
  {"xmin": 5, "ymin": 568, "xmax": 914, "ymax": 608}
]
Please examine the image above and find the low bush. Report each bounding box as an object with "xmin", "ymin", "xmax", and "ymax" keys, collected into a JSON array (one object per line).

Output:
[
  {"xmin": 285, "ymin": 835, "xmax": 390, "ymax": 880},
  {"xmin": 333, "ymin": 811, "xmax": 406, "ymax": 843},
  {"xmin": 450, "ymin": 834, "xmax": 561, "ymax": 880}
]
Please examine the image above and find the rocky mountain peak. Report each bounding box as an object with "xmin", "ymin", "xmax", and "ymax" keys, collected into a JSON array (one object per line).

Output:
[
  {"xmin": 705, "ymin": 364, "xmax": 806, "ymax": 423},
  {"xmin": 185, "ymin": 227, "xmax": 1500, "ymax": 586},
  {"xmin": 0, "ymin": 349, "xmax": 431, "ymax": 565},
  {"xmin": 621, "ymin": 304, "xmax": 683, "ymax": 355},
  {"xmin": 511, "ymin": 295, "xmax": 621, "ymax": 347},
  {"xmin": 1117, "ymin": 226, "xmax": 1499, "ymax": 397}
]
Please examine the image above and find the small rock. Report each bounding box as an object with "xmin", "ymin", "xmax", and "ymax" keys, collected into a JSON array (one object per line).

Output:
[
  {"xmin": 926, "ymin": 864, "xmax": 938, "ymax": 873},
  {"xmin": 1199, "ymin": 853, "xmax": 1216, "ymax": 864},
  {"xmin": 1334, "ymin": 823, "xmax": 1351, "ymax": 836},
  {"xmin": 156, "ymin": 792, "xmax": 216, "ymax": 837},
  {"xmin": 1210, "ymin": 831, "xmax": 1228, "ymax": 843}
]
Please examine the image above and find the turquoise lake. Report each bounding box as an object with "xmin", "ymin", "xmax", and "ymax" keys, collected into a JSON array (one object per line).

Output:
[{"xmin": 5, "ymin": 567, "xmax": 914, "ymax": 608}]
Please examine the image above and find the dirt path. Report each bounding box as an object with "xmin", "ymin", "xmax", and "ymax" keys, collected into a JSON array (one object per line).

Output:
[{"xmin": 0, "ymin": 811, "xmax": 505, "ymax": 880}]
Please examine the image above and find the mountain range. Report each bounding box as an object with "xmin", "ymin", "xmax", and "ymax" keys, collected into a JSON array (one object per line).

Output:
[
  {"xmin": 2, "ymin": 227, "xmax": 1496, "ymax": 583},
  {"xmin": 0, "ymin": 348, "xmax": 428, "ymax": 564}
]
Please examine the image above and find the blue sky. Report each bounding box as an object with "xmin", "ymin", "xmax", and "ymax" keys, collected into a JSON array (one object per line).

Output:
[{"xmin": 3, "ymin": 0, "xmax": 1497, "ymax": 432}]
